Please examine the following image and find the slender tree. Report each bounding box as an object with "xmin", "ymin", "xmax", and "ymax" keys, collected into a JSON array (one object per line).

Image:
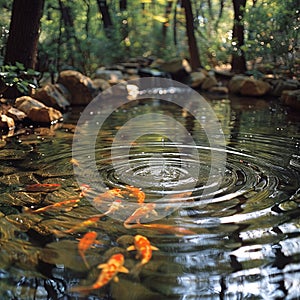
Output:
[
  {"xmin": 182, "ymin": 0, "xmax": 202, "ymax": 70},
  {"xmin": 162, "ymin": 0, "xmax": 173, "ymax": 48},
  {"xmin": 96, "ymin": 0, "xmax": 113, "ymax": 38},
  {"xmin": 231, "ymin": 0, "xmax": 247, "ymax": 73}
]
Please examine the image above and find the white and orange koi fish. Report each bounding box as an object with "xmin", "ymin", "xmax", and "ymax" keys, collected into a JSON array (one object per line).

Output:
[
  {"xmin": 129, "ymin": 223, "xmax": 196, "ymax": 236},
  {"xmin": 92, "ymin": 199, "xmax": 124, "ymax": 218},
  {"xmin": 123, "ymin": 203, "xmax": 157, "ymax": 229},
  {"xmin": 69, "ymin": 253, "xmax": 129, "ymax": 294}
]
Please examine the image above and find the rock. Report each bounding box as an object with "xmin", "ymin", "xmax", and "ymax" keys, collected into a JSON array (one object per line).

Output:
[
  {"xmin": 94, "ymin": 69, "xmax": 124, "ymax": 84},
  {"xmin": 55, "ymin": 83, "xmax": 72, "ymax": 102},
  {"xmin": 151, "ymin": 58, "xmax": 191, "ymax": 82},
  {"xmin": 209, "ymin": 86, "xmax": 229, "ymax": 94},
  {"xmin": 32, "ymin": 83, "xmax": 70, "ymax": 111},
  {"xmin": 15, "ymin": 96, "xmax": 45, "ymax": 113},
  {"xmin": 92, "ymin": 78, "xmax": 111, "ymax": 92},
  {"xmin": 27, "ymin": 107, "xmax": 62, "ymax": 123},
  {"xmin": 15, "ymin": 96, "xmax": 62, "ymax": 123},
  {"xmin": 228, "ymin": 75, "xmax": 271, "ymax": 96},
  {"xmin": 57, "ymin": 70, "xmax": 96, "ymax": 105},
  {"xmin": 6, "ymin": 107, "xmax": 26, "ymax": 122},
  {"xmin": 240, "ymin": 78, "xmax": 271, "ymax": 96},
  {"xmin": 228, "ymin": 75, "xmax": 246, "ymax": 94},
  {"xmin": 271, "ymin": 79, "xmax": 300, "ymax": 97},
  {"xmin": 137, "ymin": 67, "xmax": 170, "ymax": 78},
  {"xmin": 281, "ymin": 89, "xmax": 300, "ymax": 110},
  {"xmin": 201, "ymin": 74, "xmax": 218, "ymax": 90},
  {"xmin": 111, "ymin": 278, "xmax": 165, "ymax": 300},
  {"xmin": 0, "ymin": 114, "xmax": 15, "ymax": 129},
  {"xmin": 189, "ymin": 71, "xmax": 206, "ymax": 88}
]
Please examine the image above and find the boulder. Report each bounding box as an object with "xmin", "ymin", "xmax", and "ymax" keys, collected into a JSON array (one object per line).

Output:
[
  {"xmin": 201, "ymin": 74, "xmax": 218, "ymax": 90},
  {"xmin": 150, "ymin": 58, "xmax": 191, "ymax": 82},
  {"xmin": 15, "ymin": 96, "xmax": 45, "ymax": 113},
  {"xmin": 271, "ymin": 79, "xmax": 300, "ymax": 97},
  {"xmin": 0, "ymin": 114, "xmax": 15, "ymax": 129},
  {"xmin": 94, "ymin": 69, "xmax": 123, "ymax": 84},
  {"xmin": 240, "ymin": 78, "xmax": 271, "ymax": 96},
  {"xmin": 189, "ymin": 71, "xmax": 206, "ymax": 88},
  {"xmin": 209, "ymin": 86, "xmax": 229, "ymax": 94},
  {"xmin": 92, "ymin": 78, "xmax": 111, "ymax": 93},
  {"xmin": 281, "ymin": 89, "xmax": 300, "ymax": 110},
  {"xmin": 228, "ymin": 76, "xmax": 271, "ymax": 96},
  {"xmin": 55, "ymin": 83, "xmax": 72, "ymax": 102},
  {"xmin": 27, "ymin": 107, "xmax": 62, "ymax": 123},
  {"xmin": 7, "ymin": 107, "xmax": 26, "ymax": 122},
  {"xmin": 32, "ymin": 83, "xmax": 70, "ymax": 111},
  {"xmin": 57, "ymin": 70, "xmax": 96, "ymax": 105},
  {"xmin": 15, "ymin": 96, "xmax": 62, "ymax": 123},
  {"xmin": 228, "ymin": 75, "xmax": 246, "ymax": 94}
]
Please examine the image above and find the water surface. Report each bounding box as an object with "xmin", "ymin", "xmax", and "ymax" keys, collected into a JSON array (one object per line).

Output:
[{"xmin": 0, "ymin": 92, "xmax": 299, "ymax": 300}]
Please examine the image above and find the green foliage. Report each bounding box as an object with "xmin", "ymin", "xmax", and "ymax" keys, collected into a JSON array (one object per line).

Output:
[
  {"xmin": 244, "ymin": 0, "xmax": 299, "ymax": 73},
  {"xmin": 1, "ymin": 0, "xmax": 298, "ymax": 76},
  {"xmin": 0, "ymin": 62, "xmax": 40, "ymax": 95}
]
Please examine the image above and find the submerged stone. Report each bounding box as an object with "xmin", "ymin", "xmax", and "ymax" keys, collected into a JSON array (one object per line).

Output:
[{"xmin": 111, "ymin": 278, "xmax": 165, "ymax": 300}]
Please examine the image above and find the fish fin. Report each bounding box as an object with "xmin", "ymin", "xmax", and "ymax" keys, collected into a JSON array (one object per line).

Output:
[
  {"xmin": 127, "ymin": 245, "xmax": 135, "ymax": 251},
  {"xmin": 113, "ymin": 276, "xmax": 119, "ymax": 283},
  {"xmin": 97, "ymin": 263, "xmax": 107, "ymax": 269},
  {"xmin": 23, "ymin": 207, "xmax": 33, "ymax": 214},
  {"xmin": 152, "ymin": 209, "xmax": 158, "ymax": 216},
  {"xmin": 151, "ymin": 246, "xmax": 159, "ymax": 251},
  {"xmin": 119, "ymin": 266, "xmax": 129, "ymax": 273}
]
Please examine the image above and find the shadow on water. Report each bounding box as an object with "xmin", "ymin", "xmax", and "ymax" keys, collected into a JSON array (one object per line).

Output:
[{"xmin": 0, "ymin": 91, "xmax": 299, "ymax": 300}]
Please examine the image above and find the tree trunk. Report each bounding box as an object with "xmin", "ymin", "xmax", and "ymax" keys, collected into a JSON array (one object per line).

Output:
[
  {"xmin": 231, "ymin": 0, "xmax": 247, "ymax": 73},
  {"xmin": 4, "ymin": 0, "xmax": 44, "ymax": 69},
  {"xmin": 162, "ymin": 0, "xmax": 173, "ymax": 48},
  {"xmin": 182, "ymin": 0, "xmax": 201, "ymax": 70},
  {"xmin": 3, "ymin": 0, "xmax": 44, "ymax": 98},
  {"xmin": 96, "ymin": 0, "xmax": 113, "ymax": 38},
  {"xmin": 119, "ymin": 0, "xmax": 127, "ymax": 11}
]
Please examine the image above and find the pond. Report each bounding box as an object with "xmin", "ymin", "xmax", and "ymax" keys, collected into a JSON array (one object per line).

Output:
[{"xmin": 0, "ymin": 80, "xmax": 299, "ymax": 300}]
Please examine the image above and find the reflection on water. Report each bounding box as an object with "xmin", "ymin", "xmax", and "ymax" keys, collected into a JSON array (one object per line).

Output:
[{"xmin": 0, "ymin": 93, "xmax": 299, "ymax": 300}]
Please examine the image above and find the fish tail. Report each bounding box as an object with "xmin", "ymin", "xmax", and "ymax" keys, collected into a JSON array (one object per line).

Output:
[
  {"xmin": 80, "ymin": 253, "xmax": 90, "ymax": 269},
  {"xmin": 68, "ymin": 285, "xmax": 95, "ymax": 294},
  {"xmin": 130, "ymin": 262, "xmax": 143, "ymax": 278}
]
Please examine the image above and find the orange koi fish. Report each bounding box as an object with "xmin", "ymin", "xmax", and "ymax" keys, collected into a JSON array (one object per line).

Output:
[
  {"xmin": 64, "ymin": 216, "xmax": 100, "ymax": 234},
  {"xmin": 131, "ymin": 223, "xmax": 196, "ymax": 236},
  {"xmin": 92, "ymin": 199, "xmax": 124, "ymax": 218},
  {"xmin": 93, "ymin": 188, "xmax": 124, "ymax": 205},
  {"xmin": 124, "ymin": 185, "xmax": 145, "ymax": 204},
  {"xmin": 23, "ymin": 199, "xmax": 80, "ymax": 214},
  {"xmin": 123, "ymin": 203, "xmax": 158, "ymax": 229},
  {"xmin": 24, "ymin": 183, "xmax": 61, "ymax": 192},
  {"xmin": 69, "ymin": 253, "xmax": 129, "ymax": 294},
  {"xmin": 78, "ymin": 231, "xmax": 101, "ymax": 268},
  {"xmin": 127, "ymin": 235, "xmax": 158, "ymax": 267}
]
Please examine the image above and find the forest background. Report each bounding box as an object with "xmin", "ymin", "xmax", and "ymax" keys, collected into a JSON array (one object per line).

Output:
[{"xmin": 0, "ymin": 0, "xmax": 299, "ymax": 88}]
